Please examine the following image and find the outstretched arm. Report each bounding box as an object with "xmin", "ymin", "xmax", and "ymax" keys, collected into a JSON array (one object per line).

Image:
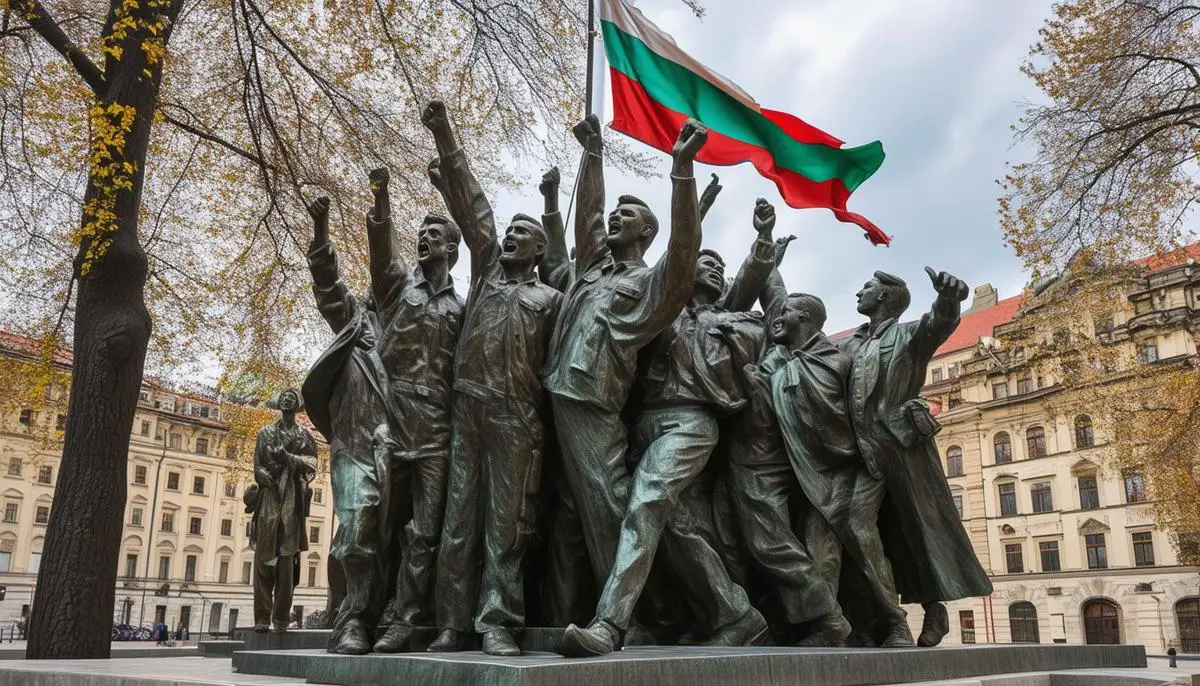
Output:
[
  {"xmin": 305, "ymin": 196, "xmax": 358, "ymax": 333},
  {"xmin": 538, "ymin": 167, "xmax": 572, "ymax": 291},
  {"xmin": 722, "ymin": 198, "xmax": 778, "ymax": 312},
  {"xmin": 913, "ymin": 266, "xmax": 970, "ymax": 359},
  {"xmin": 571, "ymin": 114, "xmax": 607, "ymax": 270},
  {"xmin": 651, "ymin": 120, "xmax": 708, "ymax": 322},
  {"xmin": 364, "ymin": 168, "xmax": 411, "ymax": 310},
  {"xmin": 698, "ymin": 173, "xmax": 722, "ymax": 223},
  {"xmin": 421, "ymin": 100, "xmax": 496, "ymax": 265}
]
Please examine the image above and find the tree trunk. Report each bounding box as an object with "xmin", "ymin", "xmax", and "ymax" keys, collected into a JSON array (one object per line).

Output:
[{"xmin": 24, "ymin": 0, "xmax": 177, "ymax": 658}]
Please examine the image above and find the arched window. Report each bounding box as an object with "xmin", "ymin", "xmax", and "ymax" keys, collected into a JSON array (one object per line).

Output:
[
  {"xmin": 993, "ymin": 432, "xmax": 1012, "ymax": 465},
  {"xmin": 1083, "ymin": 598, "xmax": 1121, "ymax": 645},
  {"xmin": 1075, "ymin": 415, "xmax": 1094, "ymax": 449},
  {"xmin": 1177, "ymin": 597, "xmax": 1200, "ymax": 654},
  {"xmin": 1026, "ymin": 426, "xmax": 1047, "ymax": 458},
  {"xmin": 1009, "ymin": 601, "xmax": 1040, "ymax": 643},
  {"xmin": 945, "ymin": 446, "xmax": 963, "ymax": 477}
]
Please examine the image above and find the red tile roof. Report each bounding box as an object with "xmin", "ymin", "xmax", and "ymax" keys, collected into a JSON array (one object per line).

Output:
[
  {"xmin": 1134, "ymin": 242, "xmax": 1200, "ymax": 271},
  {"xmin": 934, "ymin": 294, "xmax": 1025, "ymax": 357}
]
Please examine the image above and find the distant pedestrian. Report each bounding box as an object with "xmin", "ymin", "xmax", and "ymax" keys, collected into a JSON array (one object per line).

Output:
[{"xmin": 1168, "ymin": 641, "xmax": 1178, "ymax": 668}]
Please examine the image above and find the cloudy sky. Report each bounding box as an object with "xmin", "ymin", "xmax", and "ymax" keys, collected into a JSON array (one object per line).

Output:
[{"xmin": 462, "ymin": 0, "xmax": 1056, "ymax": 334}]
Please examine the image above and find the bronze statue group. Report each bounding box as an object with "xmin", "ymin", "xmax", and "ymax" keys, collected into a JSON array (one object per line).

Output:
[{"xmin": 250, "ymin": 101, "xmax": 993, "ymax": 658}]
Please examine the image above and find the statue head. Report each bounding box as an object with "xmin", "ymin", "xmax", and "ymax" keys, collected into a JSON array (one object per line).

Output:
[
  {"xmin": 771, "ymin": 293, "xmax": 827, "ymax": 345},
  {"xmin": 501, "ymin": 213, "xmax": 548, "ymax": 267},
  {"xmin": 273, "ymin": 388, "xmax": 302, "ymax": 413},
  {"xmin": 856, "ymin": 270, "xmax": 910, "ymax": 320},
  {"xmin": 606, "ymin": 195, "xmax": 659, "ymax": 254},
  {"xmin": 418, "ymin": 213, "xmax": 461, "ymax": 269},
  {"xmin": 695, "ymin": 249, "xmax": 726, "ymax": 300}
]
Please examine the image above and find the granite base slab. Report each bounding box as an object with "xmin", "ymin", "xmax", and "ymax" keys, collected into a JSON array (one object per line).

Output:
[
  {"xmin": 232, "ymin": 627, "xmax": 565, "ymax": 653},
  {"xmin": 231, "ymin": 643, "xmax": 1148, "ymax": 686}
]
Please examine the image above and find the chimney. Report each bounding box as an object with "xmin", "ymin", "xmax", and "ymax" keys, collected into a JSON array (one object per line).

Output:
[{"xmin": 965, "ymin": 283, "xmax": 998, "ymax": 314}]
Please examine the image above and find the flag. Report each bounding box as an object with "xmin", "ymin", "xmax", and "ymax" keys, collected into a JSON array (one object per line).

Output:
[{"xmin": 599, "ymin": 0, "xmax": 890, "ymax": 245}]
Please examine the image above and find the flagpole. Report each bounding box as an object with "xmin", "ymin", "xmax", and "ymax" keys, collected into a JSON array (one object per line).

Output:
[{"xmin": 585, "ymin": 0, "xmax": 596, "ymax": 116}]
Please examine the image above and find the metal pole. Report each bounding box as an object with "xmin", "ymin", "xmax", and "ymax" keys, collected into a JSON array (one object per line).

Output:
[{"xmin": 584, "ymin": 0, "xmax": 596, "ymax": 116}]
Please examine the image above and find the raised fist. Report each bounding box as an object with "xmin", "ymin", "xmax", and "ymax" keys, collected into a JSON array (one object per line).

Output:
[
  {"xmin": 540, "ymin": 166, "xmax": 560, "ymax": 198},
  {"xmin": 306, "ymin": 196, "xmax": 330, "ymax": 221},
  {"xmin": 421, "ymin": 100, "xmax": 448, "ymax": 132},
  {"xmin": 672, "ymin": 119, "xmax": 708, "ymax": 163},
  {"xmin": 426, "ymin": 158, "xmax": 444, "ymax": 193},
  {"xmin": 573, "ymin": 114, "xmax": 603, "ymax": 154},
  {"xmin": 925, "ymin": 266, "xmax": 970, "ymax": 302},
  {"xmin": 752, "ymin": 198, "xmax": 776, "ymax": 236},
  {"xmin": 368, "ymin": 167, "xmax": 389, "ymax": 195}
]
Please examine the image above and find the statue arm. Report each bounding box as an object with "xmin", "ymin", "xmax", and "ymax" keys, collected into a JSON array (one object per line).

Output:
[
  {"xmin": 650, "ymin": 124, "xmax": 707, "ymax": 325},
  {"xmin": 539, "ymin": 167, "xmax": 572, "ymax": 291},
  {"xmin": 424, "ymin": 108, "xmax": 498, "ymax": 262},
  {"xmin": 306, "ymin": 242, "xmax": 358, "ymax": 333},
  {"xmin": 572, "ymin": 115, "xmax": 607, "ymax": 270},
  {"xmin": 365, "ymin": 169, "xmax": 411, "ymax": 311},
  {"xmin": 912, "ymin": 267, "xmax": 969, "ymax": 359},
  {"xmin": 722, "ymin": 199, "xmax": 778, "ymax": 312},
  {"xmin": 252, "ymin": 430, "xmax": 274, "ymax": 488}
]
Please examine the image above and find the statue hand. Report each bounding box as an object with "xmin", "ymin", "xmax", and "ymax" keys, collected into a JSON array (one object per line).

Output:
[
  {"xmin": 306, "ymin": 196, "xmax": 330, "ymax": 243},
  {"xmin": 672, "ymin": 119, "xmax": 708, "ymax": 163},
  {"xmin": 426, "ymin": 158, "xmax": 444, "ymax": 193},
  {"xmin": 421, "ymin": 100, "xmax": 448, "ymax": 133},
  {"xmin": 752, "ymin": 198, "xmax": 776, "ymax": 236},
  {"xmin": 699, "ymin": 173, "xmax": 722, "ymax": 215},
  {"xmin": 572, "ymin": 114, "xmax": 603, "ymax": 154},
  {"xmin": 539, "ymin": 166, "xmax": 560, "ymax": 198},
  {"xmin": 774, "ymin": 234, "xmax": 797, "ymax": 266},
  {"xmin": 925, "ymin": 266, "xmax": 970, "ymax": 302},
  {"xmin": 368, "ymin": 167, "xmax": 389, "ymax": 195}
]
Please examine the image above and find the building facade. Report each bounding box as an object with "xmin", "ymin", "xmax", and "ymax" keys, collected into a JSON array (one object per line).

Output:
[
  {"xmin": 0, "ymin": 343, "xmax": 334, "ymax": 636},
  {"xmin": 913, "ymin": 258, "xmax": 1200, "ymax": 652}
]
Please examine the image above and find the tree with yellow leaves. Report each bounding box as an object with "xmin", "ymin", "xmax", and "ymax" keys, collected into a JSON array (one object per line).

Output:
[
  {"xmin": 1001, "ymin": 0, "xmax": 1200, "ymax": 565},
  {"xmin": 0, "ymin": 0, "xmax": 699, "ymax": 659}
]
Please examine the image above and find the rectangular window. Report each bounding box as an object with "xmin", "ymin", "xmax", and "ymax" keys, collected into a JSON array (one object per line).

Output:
[
  {"xmin": 220, "ymin": 519, "xmax": 232, "ymax": 537},
  {"xmin": 1016, "ymin": 378, "xmax": 1033, "ymax": 394},
  {"xmin": 1086, "ymin": 533, "xmax": 1108, "ymax": 569},
  {"xmin": 949, "ymin": 363, "xmax": 960, "ymax": 379},
  {"xmin": 169, "ymin": 433, "xmax": 182, "ymax": 450},
  {"xmin": 224, "ymin": 482, "xmax": 236, "ymax": 499},
  {"xmin": 134, "ymin": 465, "xmax": 147, "ymax": 485},
  {"xmin": 124, "ymin": 554, "xmax": 138, "ymax": 578},
  {"xmin": 184, "ymin": 554, "xmax": 197, "ymax": 582},
  {"xmin": 931, "ymin": 368, "xmax": 943, "ymax": 383},
  {"xmin": 960, "ymin": 610, "xmax": 976, "ymax": 644},
  {"xmin": 34, "ymin": 505, "xmax": 49, "ymax": 525},
  {"xmin": 189, "ymin": 516, "xmax": 202, "ymax": 536},
  {"xmin": 6, "ymin": 457, "xmax": 20, "ymax": 477},
  {"xmin": 949, "ymin": 389, "xmax": 963, "ymax": 409},
  {"xmin": 18, "ymin": 409, "xmax": 32, "ymax": 425},
  {"xmin": 0, "ymin": 552, "xmax": 9, "ymax": 573},
  {"xmin": 139, "ymin": 420, "xmax": 151, "ymax": 436},
  {"xmin": 179, "ymin": 605, "xmax": 191, "ymax": 629},
  {"xmin": 158, "ymin": 556, "xmax": 170, "ymax": 580},
  {"xmin": 130, "ymin": 508, "xmax": 143, "ymax": 527},
  {"xmin": 55, "ymin": 414, "xmax": 66, "ymax": 431},
  {"xmin": 1005, "ymin": 543, "xmax": 1024, "ymax": 573},
  {"xmin": 992, "ymin": 382, "xmax": 1009, "ymax": 400},
  {"xmin": 1030, "ymin": 482, "xmax": 1053, "ymax": 513},
  {"xmin": 218, "ymin": 560, "xmax": 229, "ymax": 584},
  {"xmin": 154, "ymin": 605, "xmax": 166, "ymax": 625},
  {"xmin": 309, "ymin": 526, "xmax": 319, "ymax": 544},
  {"xmin": 28, "ymin": 552, "xmax": 40, "ymax": 573},
  {"xmin": 192, "ymin": 476, "xmax": 205, "ymax": 495},
  {"xmin": 1124, "ymin": 470, "xmax": 1147, "ymax": 503},
  {"xmin": 161, "ymin": 512, "xmax": 174, "ymax": 533},
  {"xmin": 37, "ymin": 466, "xmax": 52, "ymax": 485},
  {"xmin": 307, "ymin": 564, "xmax": 317, "ymax": 587},
  {"xmin": 1039, "ymin": 541, "xmax": 1061, "ymax": 572},
  {"xmin": 1132, "ymin": 531, "xmax": 1155, "ymax": 567},
  {"xmin": 953, "ymin": 494, "xmax": 964, "ymax": 520},
  {"xmin": 2, "ymin": 503, "xmax": 17, "ymax": 523},
  {"xmin": 166, "ymin": 472, "xmax": 180, "ymax": 490},
  {"xmin": 1078, "ymin": 475, "xmax": 1100, "ymax": 510},
  {"xmin": 1138, "ymin": 341, "xmax": 1159, "ymax": 364},
  {"xmin": 242, "ymin": 561, "xmax": 252, "ymax": 585},
  {"xmin": 195, "ymin": 438, "xmax": 208, "ymax": 456},
  {"xmin": 998, "ymin": 483, "xmax": 1017, "ymax": 516},
  {"xmin": 313, "ymin": 488, "xmax": 323, "ymax": 505}
]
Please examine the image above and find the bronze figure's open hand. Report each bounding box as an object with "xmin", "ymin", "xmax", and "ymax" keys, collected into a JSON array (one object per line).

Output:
[
  {"xmin": 307, "ymin": 196, "xmax": 330, "ymax": 244},
  {"xmin": 426, "ymin": 158, "xmax": 444, "ymax": 193},
  {"xmin": 925, "ymin": 266, "xmax": 969, "ymax": 302},
  {"xmin": 369, "ymin": 167, "xmax": 389, "ymax": 195},
  {"xmin": 672, "ymin": 119, "xmax": 708, "ymax": 163},
  {"xmin": 753, "ymin": 198, "xmax": 776, "ymax": 236},
  {"xmin": 699, "ymin": 173, "xmax": 722, "ymax": 213},
  {"xmin": 540, "ymin": 166, "xmax": 560, "ymax": 198},
  {"xmin": 421, "ymin": 100, "xmax": 449, "ymax": 133},
  {"xmin": 774, "ymin": 234, "xmax": 797, "ymax": 266},
  {"xmin": 573, "ymin": 114, "xmax": 603, "ymax": 154}
]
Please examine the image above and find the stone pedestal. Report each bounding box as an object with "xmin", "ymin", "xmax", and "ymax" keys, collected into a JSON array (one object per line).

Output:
[{"xmin": 231, "ymin": 644, "xmax": 1147, "ymax": 686}]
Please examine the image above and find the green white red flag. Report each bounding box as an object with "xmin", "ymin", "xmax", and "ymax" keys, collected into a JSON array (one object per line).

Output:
[{"xmin": 599, "ymin": 0, "xmax": 890, "ymax": 245}]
